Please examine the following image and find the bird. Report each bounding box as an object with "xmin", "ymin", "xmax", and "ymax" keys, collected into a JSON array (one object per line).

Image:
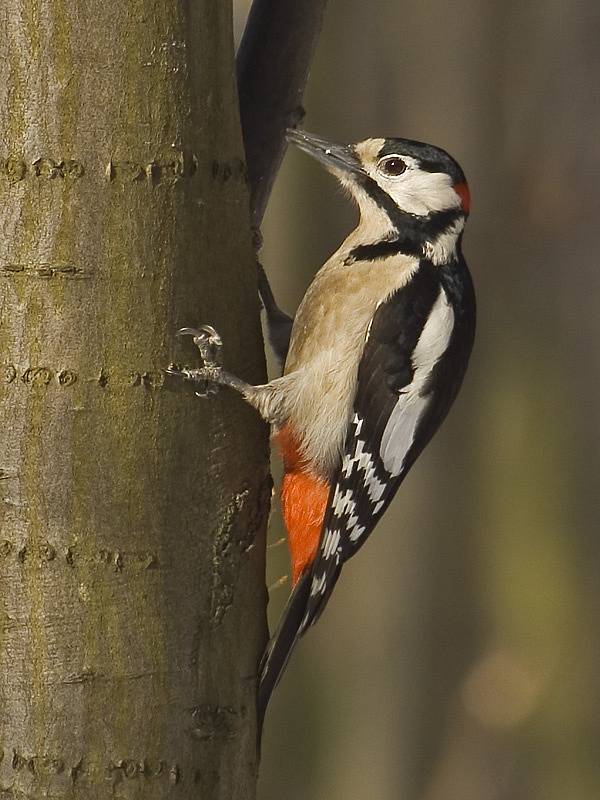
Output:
[{"xmin": 168, "ymin": 129, "xmax": 476, "ymax": 731}]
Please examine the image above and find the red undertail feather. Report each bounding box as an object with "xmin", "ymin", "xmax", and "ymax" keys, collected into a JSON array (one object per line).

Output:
[{"xmin": 274, "ymin": 425, "xmax": 329, "ymax": 584}]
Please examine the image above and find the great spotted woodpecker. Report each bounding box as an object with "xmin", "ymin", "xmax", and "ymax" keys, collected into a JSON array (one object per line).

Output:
[{"xmin": 168, "ymin": 130, "xmax": 475, "ymax": 727}]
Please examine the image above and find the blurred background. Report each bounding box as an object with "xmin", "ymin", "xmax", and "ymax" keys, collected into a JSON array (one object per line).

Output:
[{"xmin": 235, "ymin": 2, "xmax": 600, "ymax": 798}]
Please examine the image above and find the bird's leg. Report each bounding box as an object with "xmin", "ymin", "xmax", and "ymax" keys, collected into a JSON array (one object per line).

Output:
[
  {"xmin": 166, "ymin": 326, "xmax": 253, "ymax": 399},
  {"xmin": 167, "ymin": 324, "xmax": 284, "ymax": 426}
]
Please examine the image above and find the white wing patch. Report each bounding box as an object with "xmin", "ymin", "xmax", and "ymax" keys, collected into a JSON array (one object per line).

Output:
[
  {"xmin": 379, "ymin": 396, "xmax": 427, "ymax": 477},
  {"xmin": 412, "ymin": 285, "xmax": 455, "ymax": 370},
  {"xmin": 380, "ymin": 287, "xmax": 455, "ymax": 475}
]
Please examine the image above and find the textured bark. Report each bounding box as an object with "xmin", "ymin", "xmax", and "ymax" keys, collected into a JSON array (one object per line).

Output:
[{"xmin": 0, "ymin": 3, "xmax": 269, "ymax": 800}]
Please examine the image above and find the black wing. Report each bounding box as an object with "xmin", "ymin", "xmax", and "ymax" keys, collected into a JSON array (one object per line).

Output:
[
  {"xmin": 258, "ymin": 256, "xmax": 475, "ymax": 724},
  {"xmin": 301, "ymin": 256, "xmax": 475, "ymax": 628}
]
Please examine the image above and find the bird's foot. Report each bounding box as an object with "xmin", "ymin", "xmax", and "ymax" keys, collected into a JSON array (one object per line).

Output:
[{"xmin": 166, "ymin": 325, "xmax": 224, "ymax": 398}]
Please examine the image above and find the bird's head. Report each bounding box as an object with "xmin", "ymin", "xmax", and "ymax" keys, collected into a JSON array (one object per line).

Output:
[{"xmin": 286, "ymin": 130, "xmax": 470, "ymax": 255}]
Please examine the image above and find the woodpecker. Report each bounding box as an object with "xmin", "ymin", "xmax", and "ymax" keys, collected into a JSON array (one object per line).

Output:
[{"xmin": 168, "ymin": 129, "xmax": 475, "ymax": 728}]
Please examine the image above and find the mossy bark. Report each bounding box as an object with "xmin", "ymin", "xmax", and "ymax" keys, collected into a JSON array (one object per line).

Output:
[{"xmin": 0, "ymin": 2, "xmax": 269, "ymax": 799}]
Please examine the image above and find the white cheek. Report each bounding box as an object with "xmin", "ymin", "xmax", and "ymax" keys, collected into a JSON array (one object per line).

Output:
[{"xmin": 373, "ymin": 168, "xmax": 461, "ymax": 216}]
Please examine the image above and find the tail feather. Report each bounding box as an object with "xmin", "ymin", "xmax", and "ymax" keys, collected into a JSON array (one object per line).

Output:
[{"xmin": 257, "ymin": 570, "xmax": 312, "ymax": 734}]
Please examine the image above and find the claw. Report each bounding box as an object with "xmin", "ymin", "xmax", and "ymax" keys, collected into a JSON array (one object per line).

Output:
[
  {"xmin": 168, "ymin": 325, "xmax": 224, "ymax": 398},
  {"xmin": 177, "ymin": 325, "xmax": 223, "ymax": 368}
]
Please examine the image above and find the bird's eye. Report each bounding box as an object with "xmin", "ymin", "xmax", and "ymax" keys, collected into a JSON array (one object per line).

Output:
[{"xmin": 379, "ymin": 156, "xmax": 407, "ymax": 177}]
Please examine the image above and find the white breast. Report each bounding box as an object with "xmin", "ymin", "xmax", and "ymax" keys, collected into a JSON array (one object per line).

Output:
[{"xmin": 280, "ymin": 250, "xmax": 420, "ymax": 478}]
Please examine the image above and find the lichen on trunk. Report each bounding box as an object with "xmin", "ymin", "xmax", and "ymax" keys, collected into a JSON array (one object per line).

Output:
[{"xmin": 0, "ymin": 2, "xmax": 269, "ymax": 799}]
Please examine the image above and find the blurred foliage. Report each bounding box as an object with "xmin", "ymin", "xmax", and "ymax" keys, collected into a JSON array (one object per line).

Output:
[{"xmin": 235, "ymin": 0, "xmax": 600, "ymax": 797}]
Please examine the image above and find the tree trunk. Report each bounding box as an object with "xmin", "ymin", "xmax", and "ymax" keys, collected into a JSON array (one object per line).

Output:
[{"xmin": 0, "ymin": 3, "xmax": 269, "ymax": 800}]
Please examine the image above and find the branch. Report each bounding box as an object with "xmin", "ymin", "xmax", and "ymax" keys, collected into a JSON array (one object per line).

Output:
[
  {"xmin": 236, "ymin": 0, "xmax": 328, "ymax": 360},
  {"xmin": 237, "ymin": 0, "xmax": 328, "ymax": 229}
]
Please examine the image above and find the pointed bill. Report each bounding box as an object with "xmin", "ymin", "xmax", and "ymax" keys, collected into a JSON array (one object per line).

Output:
[{"xmin": 286, "ymin": 129, "xmax": 363, "ymax": 177}]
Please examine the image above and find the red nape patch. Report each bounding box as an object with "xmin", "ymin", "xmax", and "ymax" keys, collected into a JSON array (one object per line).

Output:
[
  {"xmin": 454, "ymin": 181, "xmax": 471, "ymax": 214},
  {"xmin": 274, "ymin": 426, "xmax": 330, "ymax": 585}
]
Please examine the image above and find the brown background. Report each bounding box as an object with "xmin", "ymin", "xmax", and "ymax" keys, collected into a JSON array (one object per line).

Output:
[{"xmin": 235, "ymin": 1, "xmax": 600, "ymax": 797}]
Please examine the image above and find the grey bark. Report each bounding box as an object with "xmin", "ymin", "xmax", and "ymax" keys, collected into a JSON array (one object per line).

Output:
[{"xmin": 0, "ymin": 3, "xmax": 269, "ymax": 800}]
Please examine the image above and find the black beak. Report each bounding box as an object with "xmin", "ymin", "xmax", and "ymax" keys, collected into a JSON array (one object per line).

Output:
[{"xmin": 286, "ymin": 129, "xmax": 362, "ymax": 177}]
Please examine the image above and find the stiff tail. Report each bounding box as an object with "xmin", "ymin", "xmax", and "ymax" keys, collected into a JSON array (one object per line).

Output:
[{"xmin": 257, "ymin": 570, "xmax": 312, "ymax": 735}]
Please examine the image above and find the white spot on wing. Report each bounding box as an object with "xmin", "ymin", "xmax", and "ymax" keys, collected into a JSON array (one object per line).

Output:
[
  {"xmin": 353, "ymin": 439, "xmax": 387, "ymax": 502},
  {"xmin": 340, "ymin": 414, "xmax": 389, "ymax": 501},
  {"xmin": 349, "ymin": 524, "xmax": 366, "ymax": 542},
  {"xmin": 322, "ymin": 528, "xmax": 341, "ymax": 560},
  {"xmin": 380, "ymin": 287, "xmax": 455, "ymax": 475},
  {"xmin": 328, "ymin": 483, "xmax": 372, "ymax": 546},
  {"xmin": 332, "ymin": 488, "xmax": 354, "ymax": 517}
]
